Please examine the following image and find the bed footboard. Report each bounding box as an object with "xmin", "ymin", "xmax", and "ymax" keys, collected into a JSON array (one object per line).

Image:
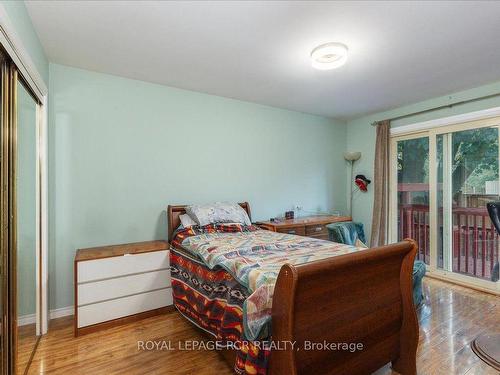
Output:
[{"xmin": 269, "ymin": 240, "xmax": 418, "ymax": 375}]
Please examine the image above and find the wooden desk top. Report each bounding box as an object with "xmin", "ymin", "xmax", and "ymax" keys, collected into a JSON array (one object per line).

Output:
[
  {"xmin": 256, "ymin": 215, "xmax": 351, "ymax": 228},
  {"xmin": 75, "ymin": 240, "xmax": 169, "ymax": 262}
]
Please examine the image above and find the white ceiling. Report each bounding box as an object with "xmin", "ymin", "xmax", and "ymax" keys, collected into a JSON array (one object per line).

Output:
[{"xmin": 25, "ymin": 1, "xmax": 500, "ymax": 120}]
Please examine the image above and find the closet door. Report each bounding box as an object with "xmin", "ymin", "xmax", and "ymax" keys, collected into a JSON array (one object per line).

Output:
[
  {"xmin": 0, "ymin": 37, "xmax": 47, "ymax": 375},
  {"xmin": 15, "ymin": 78, "xmax": 40, "ymax": 374},
  {"xmin": 0, "ymin": 54, "xmax": 43, "ymax": 374},
  {"xmin": 0, "ymin": 56, "xmax": 5, "ymax": 375},
  {"xmin": 0, "ymin": 58, "xmax": 16, "ymax": 375}
]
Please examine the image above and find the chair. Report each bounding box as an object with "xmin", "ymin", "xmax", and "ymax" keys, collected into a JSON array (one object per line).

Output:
[
  {"xmin": 470, "ymin": 203, "xmax": 500, "ymax": 371},
  {"xmin": 486, "ymin": 202, "xmax": 500, "ymax": 282},
  {"xmin": 326, "ymin": 221, "xmax": 366, "ymax": 246},
  {"xmin": 326, "ymin": 221, "xmax": 426, "ymax": 307}
]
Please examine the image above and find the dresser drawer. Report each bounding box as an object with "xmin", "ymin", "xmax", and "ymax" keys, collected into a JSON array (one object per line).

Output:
[
  {"xmin": 277, "ymin": 226, "xmax": 306, "ymax": 236},
  {"xmin": 78, "ymin": 250, "xmax": 169, "ymax": 283},
  {"xmin": 78, "ymin": 269, "xmax": 171, "ymax": 306},
  {"xmin": 77, "ymin": 287, "xmax": 172, "ymax": 328},
  {"xmin": 305, "ymin": 224, "xmax": 328, "ymax": 236}
]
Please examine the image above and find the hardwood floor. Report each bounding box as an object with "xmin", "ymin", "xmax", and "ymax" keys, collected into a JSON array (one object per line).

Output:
[
  {"xmin": 27, "ymin": 278, "xmax": 499, "ymax": 375},
  {"xmin": 18, "ymin": 323, "xmax": 38, "ymax": 374}
]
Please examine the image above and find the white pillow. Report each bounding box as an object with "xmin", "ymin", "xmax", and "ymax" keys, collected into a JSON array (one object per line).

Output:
[
  {"xmin": 179, "ymin": 214, "xmax": 198, "ymax": 228},
  {"xmin": 185, "ymin": 202, "xmax": 251, "ymax": 226}
]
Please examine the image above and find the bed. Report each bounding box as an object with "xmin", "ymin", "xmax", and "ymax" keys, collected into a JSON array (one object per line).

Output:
[{"xmin": 167, "ymin": 203, "xmax": 418, "ymax": 375}]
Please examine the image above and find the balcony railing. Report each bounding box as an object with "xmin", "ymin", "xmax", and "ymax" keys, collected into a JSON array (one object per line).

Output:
[
  {"xmin": 399, "ymin": 203, "xmax": 430, "ymax": 264},
  {"xmin": 398, "ymin": 203, "xmax": 499, "ymax": 280}
]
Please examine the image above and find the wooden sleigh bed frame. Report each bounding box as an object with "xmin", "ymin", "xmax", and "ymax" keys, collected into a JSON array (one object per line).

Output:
[{"xmin": 167, "ymin": 203, "xmax": 418, "ymax": 375}]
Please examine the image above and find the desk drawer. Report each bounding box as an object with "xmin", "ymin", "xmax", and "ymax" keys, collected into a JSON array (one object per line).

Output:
[
  {"xmin": 305, "ymin": 224, "xmax": 328, "ymax": 236},
  {"xmin": 78, "ymin": 250, "xmax": 169, "ymax": 283},
  {"xmin": 309, "ymin": 234, "xmax": 330, "ymax": 241},
  {"xmin": 277, "ymin": 226, "xmax": 306, "ymax": 236}
]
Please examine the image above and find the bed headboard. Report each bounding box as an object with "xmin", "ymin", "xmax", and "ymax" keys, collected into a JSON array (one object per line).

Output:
[{"xmin": 167, "ymin": 202, "xmax": 251, "ymax": 243}]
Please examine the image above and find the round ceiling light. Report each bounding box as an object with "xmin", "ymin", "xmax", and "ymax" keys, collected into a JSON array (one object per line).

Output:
[{"xmin": 310, "ymin": 42, "xmax": 348, "ymax": 70}]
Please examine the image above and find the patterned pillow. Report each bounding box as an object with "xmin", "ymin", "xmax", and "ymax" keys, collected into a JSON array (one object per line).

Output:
[{"xmin": 185, "ymin": 202, "xmax": 251, "ymax": 226}]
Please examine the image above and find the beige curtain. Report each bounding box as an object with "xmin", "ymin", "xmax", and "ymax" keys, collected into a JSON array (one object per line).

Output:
[{"xmin": 370, "ymin": 120, "xmax": 390, "ymax": 247}]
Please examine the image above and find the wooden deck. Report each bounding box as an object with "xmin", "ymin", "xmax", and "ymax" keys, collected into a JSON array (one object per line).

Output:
[{"xmin": 27, "ymin": 278, "xmax": 499, "ymax": 375}]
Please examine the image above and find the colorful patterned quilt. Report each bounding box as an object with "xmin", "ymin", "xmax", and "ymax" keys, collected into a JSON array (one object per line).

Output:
[
  {"xmin": 170, "ymin": 248, "xmax": 269, "ymax": 374},
  {"xmin": 173, "ymin": 224, "xmax": 362, "ymax": 341}
]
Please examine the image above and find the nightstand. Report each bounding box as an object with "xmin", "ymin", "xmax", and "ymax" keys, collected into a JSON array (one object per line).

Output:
[{"xmin": 74, "ymin": 240, "xmax": 173, "ymax": 336}]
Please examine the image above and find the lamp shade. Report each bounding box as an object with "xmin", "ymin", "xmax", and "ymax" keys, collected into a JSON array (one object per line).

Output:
[{"xmin": 343, "ymin": 151, "xmax": 361, "ymax": 161}]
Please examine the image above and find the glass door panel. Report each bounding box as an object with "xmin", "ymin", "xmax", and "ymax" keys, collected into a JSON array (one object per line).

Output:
[
  {"xmin": 16, "ymin": 80, "xmax": 39, "ymax": 374},
  {"xmin": 449, "ymin": 127, "xmax": 499, "ymax": 280},
  {"xmin": 396, "ymin": 137, "xmax": 430, "ymax": 264}
]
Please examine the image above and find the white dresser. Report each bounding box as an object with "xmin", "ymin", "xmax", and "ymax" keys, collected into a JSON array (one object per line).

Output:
[{"xmin": 74, "ymin": 240, "xmax": 173, "ymax": 336}]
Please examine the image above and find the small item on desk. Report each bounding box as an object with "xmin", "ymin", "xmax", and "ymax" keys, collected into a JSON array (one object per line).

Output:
[{"xmin": 285, "ymin": 211, "xmax": 294, "ymax": 220}]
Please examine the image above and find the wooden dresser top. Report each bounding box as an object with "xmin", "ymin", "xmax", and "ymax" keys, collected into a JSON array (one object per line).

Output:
[
  {"xmin": 256, "ymin": 215, "xmax": 351, "ymax": 228},
  {"xmin": 75, "ymin": 240, "xmax": 169, "ymax": 262}
]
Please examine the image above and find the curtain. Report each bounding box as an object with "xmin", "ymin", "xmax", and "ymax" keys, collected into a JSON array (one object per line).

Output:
[{"xmin": 370, "ymin": 120, "xmax": 390, "ymax": 247}]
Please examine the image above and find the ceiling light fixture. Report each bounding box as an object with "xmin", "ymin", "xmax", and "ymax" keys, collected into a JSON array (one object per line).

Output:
[{"xmin": 310, "ymin": 42, "xmax": 348, "ymax": 70}]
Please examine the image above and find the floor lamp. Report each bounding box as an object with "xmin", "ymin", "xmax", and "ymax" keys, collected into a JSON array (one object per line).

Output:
[{"xmin": 344, "ymin": 151, "xmax": 362, "ymax": 217}]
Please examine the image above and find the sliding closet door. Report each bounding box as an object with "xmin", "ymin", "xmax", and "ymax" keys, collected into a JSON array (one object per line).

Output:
[
  {"xmin": 15, "ymin": 79, "xmax": 39, "ymax": 374},
  {"xmin": 0, "ymin": 58, "xmax": 16, "ymax": 375},
  {"xmin": 0, "ymin": 57, "xmax": 5, "ymax": 375},
  {"xmin": 0, "ymin": 35, "xmax": 47, "ymax": 373},
  {"xmin": 0, "ymin": 52, "xmax": 43, "ymax": 374}
]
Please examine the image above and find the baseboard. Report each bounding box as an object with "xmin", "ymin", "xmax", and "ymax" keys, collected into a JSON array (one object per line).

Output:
[
  {"xmin": 50, "ymin": 306, "xmax": 74, "ymax": 319},
  {"xmin": 425, "ymin": 273, "xmax": 500, "ymax": 296},
  {"xmin": 18, "ymin": 313, "xmax": 36, "ymax": 326},
  {"xmin": 18, "ymin": 305, "xmax": 74, "ymax": 327}
]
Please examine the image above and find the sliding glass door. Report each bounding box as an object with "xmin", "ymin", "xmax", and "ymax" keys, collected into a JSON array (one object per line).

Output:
[
  {"xmin": 394, "ymin": 135, "xmax": 430, "ymax": 264},
  {"xmin": 391, "ymin": 117, "xmax": 500, "ymax": 291},
  {"xmin": 437, "ymin": 126, "xmax": 499, "ymax": 280}
]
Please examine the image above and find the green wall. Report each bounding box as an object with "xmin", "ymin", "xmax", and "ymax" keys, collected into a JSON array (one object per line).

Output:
[
  {"xmin": 1, "ymin": 1, "xmax": 49, "ymax": 84},
  {"xmin": 49, "ymin": 63, "xmax": 348, "ymax": 310},
  {"xmin": 346, "ymin": 80, "xmax": 500, "ymax": 241}
]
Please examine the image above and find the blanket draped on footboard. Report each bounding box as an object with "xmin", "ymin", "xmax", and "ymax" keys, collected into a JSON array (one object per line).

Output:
[{"xmin": 170, "ymin": 249, "xmax": 270, "ymax": 375}]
